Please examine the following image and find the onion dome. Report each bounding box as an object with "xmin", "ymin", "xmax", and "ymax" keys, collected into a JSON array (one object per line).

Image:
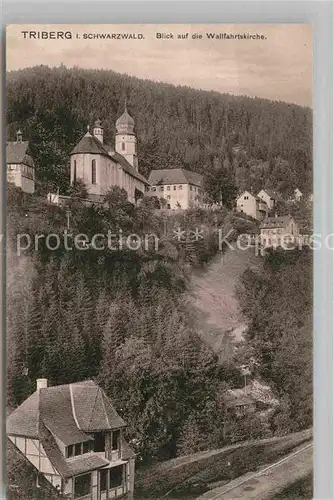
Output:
[
  {"xmin": 94, "ymin": 119, "xmax": 103, "ymax": 129},
  {"xmin": 116, "ymin": 102, "xmax": 135, "ymax": 135}
]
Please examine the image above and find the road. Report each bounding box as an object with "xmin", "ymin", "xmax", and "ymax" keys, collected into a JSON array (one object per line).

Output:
[{"xmin": 196, "ymin": 442, "xmax": 313, "ymax": 499}]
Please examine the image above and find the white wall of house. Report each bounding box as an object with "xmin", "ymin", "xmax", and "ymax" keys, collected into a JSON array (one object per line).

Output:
[
  {"xmin": 257, "ymin": 190, "xmax": 275, "ymax": 209},
  {"xmin": 146, "ymin": 183, "xmax": 203, "ymax": 209},
  {"xmin": 8, "ymin": 435, "xmax": 61, "ymax": 486},
  {"xmin": 260, "ymin": 219, "xmax": 300, "ymax": 247},
  {"xmin": 236, "ymin": 191, "xmax": 258, "ymax": 219},
  {"xmin": 7, "ymin": 163, "xmax": 35, "ymax": 194}
]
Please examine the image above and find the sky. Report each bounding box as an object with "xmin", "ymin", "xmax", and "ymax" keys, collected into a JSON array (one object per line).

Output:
[{"xmin": 6, "ymin": 24, "xmax": 313, "ymax": 107}]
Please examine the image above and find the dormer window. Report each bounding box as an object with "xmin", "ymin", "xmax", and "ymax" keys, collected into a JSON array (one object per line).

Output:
[
  {"xmin": 93, "ymin": 432, "xmax": 105, "ymax": 452},
  {"xmin": 112, "ymin": 429, "xmax": 121, "ymax": 451},
  {"xmin": 66, "ymin": 441, "xmax": 92, "ymax": 458}
]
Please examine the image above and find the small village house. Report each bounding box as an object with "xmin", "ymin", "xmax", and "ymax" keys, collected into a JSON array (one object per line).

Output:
[
  {"xmin": 236, "ymin": 190, "xmax": 267, "ymax": 220},
  {"xmin": 6, "ymin": 129, "xmax": 35, "ymax": 194},
  {"xmin": 260, "ymin": 215, "xmax": 300, "ymax": 248},
  {"xmin": 294, "ymin": 188, "xmax": 303, "ymax": 202},
  {"xmin": 147, "ymin": 168, "xmax": 204, "ymax": 209},
  {"xmin": 257, "ymin": 189, "xmax": 283, "ymax": 210},
  {"xmin": 7, "ymin": 379, "xmax": 135, "ymax": 500}
]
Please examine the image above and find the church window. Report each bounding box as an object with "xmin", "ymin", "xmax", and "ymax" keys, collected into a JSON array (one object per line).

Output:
[
  {"xmin": 92, "ymin": 160, "xmax": 97, "ymax": 184},
  {"xmin": 73, "ymin": 160, "xmax": 77, "ymax": 183},
  {"xmin": 122, "ymin": 142, "xmax": 125, "ymax": 151}
]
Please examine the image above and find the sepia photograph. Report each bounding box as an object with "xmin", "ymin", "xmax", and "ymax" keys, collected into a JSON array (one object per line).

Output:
[{"xmin": 6, "ymin": 24, "xmax": 313, "ymax": 500}]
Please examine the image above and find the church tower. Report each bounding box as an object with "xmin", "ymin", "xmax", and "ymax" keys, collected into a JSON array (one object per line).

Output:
[{"xmin": 115, "ymin": 101, "xmax": 138, "ymax": 171}]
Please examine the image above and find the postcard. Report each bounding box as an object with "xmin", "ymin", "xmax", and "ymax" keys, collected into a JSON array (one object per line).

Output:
[{"xmin": 6, "ymin": 24, "xmax": 313, "ymax": 500}]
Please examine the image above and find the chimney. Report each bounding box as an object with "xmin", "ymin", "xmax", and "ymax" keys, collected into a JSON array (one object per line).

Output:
[{"xmin": 36, "ymin": 378, "xmax": 48, "ymax": 391}]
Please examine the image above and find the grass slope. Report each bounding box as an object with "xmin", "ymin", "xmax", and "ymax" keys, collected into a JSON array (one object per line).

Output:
[{"xmin": 134, "ymin": 429, "xmax": 312, "ymax": 499}]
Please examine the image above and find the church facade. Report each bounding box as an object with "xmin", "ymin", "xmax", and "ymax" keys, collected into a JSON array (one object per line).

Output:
[{"xmin": 70, "ymin": 106, "xmax": 149, "ymax": 204}]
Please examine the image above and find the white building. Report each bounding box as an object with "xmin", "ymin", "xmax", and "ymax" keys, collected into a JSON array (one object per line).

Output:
[
  {"xmin": 260, "ymin": 215, "xmax": 300, "ymax": 248},
  {"xmin": 257, "ymin": 189, "xmax": 283, "ymax": 210},
  {"xmin": 6, "ymin": 129, "xmax": 35, "ymax": 194},
  {"xmin": 70, "ymin": 105, "xmax": 149, "ymax": 204},
  {"xmin": 7, "ymin": 379, "xmax": 135, "ymax": 500},
  {"xmin": 146, "ymin": 168, "xmax": 204, "ymax": 209},
  {"xmin": 294, "ymin": 188, "xmax": 303, "ymax": 202},
  {"xmin": 236, "ymin": 190, "xmax": 267, "ymax": 220}
]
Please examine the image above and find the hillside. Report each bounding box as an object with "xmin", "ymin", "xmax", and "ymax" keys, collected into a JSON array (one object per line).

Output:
[
  {"xmin": 6, "ymin": 65, "xmax": 312, "ymax": 197},
  {"xmin": 187, "ymin": 246, "xmax": 261, "ymax": 355}
]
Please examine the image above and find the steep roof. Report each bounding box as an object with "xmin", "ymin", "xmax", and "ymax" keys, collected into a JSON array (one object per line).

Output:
[
  {"xmin": 259, "ymin": 189, "xmax": 284, "ymax": 202},
  {"xmin": 71, "ymin": 132, "xmax": 149, "ymax": 185},
  {"xmin": 116, "ymin": 107, "xmax": 135, "ymax": 135},
  {"xmin": 6, "ymin": 391, "xmax": 40, "ymax": 438},
  {"xmin": 260, "ymin": 215, "xmax": 295, "ymax": 229},
  {"xmin": 109, "ymin": 150, "xmax": 149, "ymax": 185},
  {"xmin": 148, "ymin": 168, "xmax": 203, "ymax": 187},
  {"xmin": 6, "ymin": 141, "xmax": 34, "ymax": 167},
  {"xmin": 7, "ymin": 379, "xmax": 132, "ymax": 479},
  {"xmin": 7, "ymin": 380, "xmax": 126, "ymax": 443},
  {"xmin": 70, "ymin": 132, "xmax": 111, "ymax": 157},
  {"xmin": 236, "ymin": 190, "xmax": 257, "ymax": 202}
]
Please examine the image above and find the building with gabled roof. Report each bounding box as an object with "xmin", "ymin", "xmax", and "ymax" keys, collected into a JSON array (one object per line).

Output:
[
  {"xmin": 146, "ymin": 168, "xmax": 204, "ymax": 209},
  {"xmin": 7, "ymin": 378, "xmax": 135, "ymax": 500},
  {"xmin": 260, "ymin": 214, "xmax": 300, "ymax": 249},
  {"xmin": 70, "ymin": 104, "xmax": 149, "ymax": 205},
  {"xmin": 257, "ymin": 189, "xmax": 284, "ymax": 210},
  {"xmin": 235, "ymin": 190, "xmax": 267, "ymax": 220},
  {"xmin": 6, "ymin": 129, "xmax": 35, "ymax": 193}
]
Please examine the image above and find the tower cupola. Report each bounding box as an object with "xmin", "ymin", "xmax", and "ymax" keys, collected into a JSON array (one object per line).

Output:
[
  {"xmin": 93, "ymin": 119, "xmax": 104, "ymax": 143},
  {"xmin": 16, "ymin": 129, "xmax": 23, "ymax": 143},
  {"xmin": 116, "ymin": 101, "xmax": 135, "ymax": 135}
]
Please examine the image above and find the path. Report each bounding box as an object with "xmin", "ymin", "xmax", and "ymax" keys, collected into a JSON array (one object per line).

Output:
[{"xmin": 196, "ymin": 443, "xmax": 313, "ymax": 499}]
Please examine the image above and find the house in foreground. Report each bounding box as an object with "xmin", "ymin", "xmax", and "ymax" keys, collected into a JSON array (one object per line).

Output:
[
  {"xmin": 146, "ymin": 168, "xmax": 204, "ymax": 209},
  {"xmin": 6, "ymin": 129, "xmax": 35, "ymax": 194},
  {"xmin": 260, "ymin": 215, "xmax": 300, "ymax": 248},
  {"xmin": 236, "ymin": 190, "xmax": 267, "ymax": 220},
  {"xmin": 7, "ymin": 379, "xmax": 135, "ymax": 500}
]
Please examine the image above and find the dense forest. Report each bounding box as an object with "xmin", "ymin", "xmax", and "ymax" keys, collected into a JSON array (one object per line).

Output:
[
  {"xmin": 6, "ymin": 65, "xmax": 312, "ymax": 201},
  {"xmin": 7, "ymin": 185, "xmax": 266, "ymax": 465},
  {"xmin": 236, "ymin": 249, "xmax": 313, "ymax": 434}
]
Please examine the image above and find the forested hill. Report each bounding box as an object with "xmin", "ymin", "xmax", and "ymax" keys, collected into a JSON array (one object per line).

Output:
[{"xmin": 6, "ymin": 65, "xmax": 312, "ymax": 196}]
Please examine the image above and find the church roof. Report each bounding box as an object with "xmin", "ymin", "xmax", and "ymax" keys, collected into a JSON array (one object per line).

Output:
[
  {"xmin": 109, "ymin": 150, "xmax": 149, "ymax": 185},
  {"xmin": 70, "ymin": 132, "xmax": 111, "ymax": 157},
  {"xmin": 148, "ymin": 168, "xmax": 203, "ymax": 188},
  {"xmin": 116, "ymin": 105, "xmax": 135, "ymax": 135},
  {"xmin": 6, "ymin": 141, "xmax": 34, "ymax": 167}
]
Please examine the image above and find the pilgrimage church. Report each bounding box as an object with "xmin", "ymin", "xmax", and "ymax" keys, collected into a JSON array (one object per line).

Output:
[
  {"xmin": 7, "ymin": 102, "xmax": 205, "ymax": 210},
  {"xmin": 70, "ymin": 104, "xmax": 149, "ymax": 204}
]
